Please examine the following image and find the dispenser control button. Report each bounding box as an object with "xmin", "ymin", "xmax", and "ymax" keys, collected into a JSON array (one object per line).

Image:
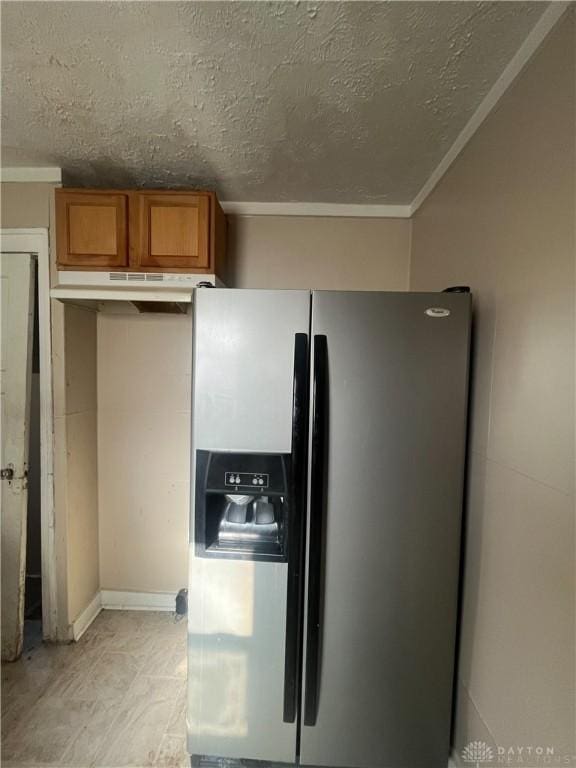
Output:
[{"xmin": 225, "ymin": 471, "xmax": 270, "ymax": 488}]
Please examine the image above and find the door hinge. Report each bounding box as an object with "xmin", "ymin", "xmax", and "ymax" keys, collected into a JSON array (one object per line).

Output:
[
  {"xmin": 1, "ymin": 465, "xmax": 14, "ymax": 481},
  {"xmin": 1, "ymin": 464, "xmax": 28, "ymax": 491}
]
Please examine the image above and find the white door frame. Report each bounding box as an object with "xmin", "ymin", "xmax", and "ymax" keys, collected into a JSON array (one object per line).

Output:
[{"xmin": 0, "ymin": 228, "xmax": 56, "ymax": 640}]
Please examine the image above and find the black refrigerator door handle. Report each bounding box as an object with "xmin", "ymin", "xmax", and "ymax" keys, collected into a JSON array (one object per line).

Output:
[
  {"xmin": 304, "ymin": 334, "xmax": 328, "ymax": 727},
  {"xmin": 283, "ymin": 333, "xmax": 309, "ymax": 723}
]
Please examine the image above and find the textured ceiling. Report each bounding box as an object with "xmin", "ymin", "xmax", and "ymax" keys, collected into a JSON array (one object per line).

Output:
[{"xmin": 2, "ymin": 1, "xmax": 546, "ymax": 204}]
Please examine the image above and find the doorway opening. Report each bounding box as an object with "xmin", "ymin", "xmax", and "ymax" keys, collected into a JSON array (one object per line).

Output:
[{"xmin": 23, "ymin": 259, "xmax": 43, "ymax": 652}]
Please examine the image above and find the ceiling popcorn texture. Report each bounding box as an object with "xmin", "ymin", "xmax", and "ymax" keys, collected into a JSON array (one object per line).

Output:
[{"xmin": 1, "ymin": 1, "xmax": 545, "ymax": 204}]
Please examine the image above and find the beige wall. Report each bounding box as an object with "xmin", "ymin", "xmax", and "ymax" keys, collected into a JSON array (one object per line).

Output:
[
  {"xmin": 61, "ymin": 305, "xmax": 99, "ymax": 623},
  {"xmin": 410, "ymin": 12, "xmax": 575, "ymax": 759},
  {"xmin": 1, "ymin": 182, "xmax": 59, "ymax": 286},
  {"xmin": 227, "ymin": 215, "xmax": 410, "ymax": 290},
  {"xmin": 96, "ymin": 219, "xmax": 410, "ymax": 594},
  {"xmin": 1, "ymin": 184, "xmax": 412, "ymax": 612},
  {"xmin": 97, "ymin": 312, "xmax": 191, "ymax": 594},
  {"xmin": 1, "ymin": 182, "xmax": 55, "ymax": 229}
]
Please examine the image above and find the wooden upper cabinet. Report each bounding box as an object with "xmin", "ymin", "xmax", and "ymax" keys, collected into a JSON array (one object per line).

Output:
[
  {"xmin": 56, "ymin": 191, "xmax": 128, "ymax": 268},
  {"xmin": 55, "ymin": 188, "xmax": 227, "ymax": 276},
  {"xmin": 131, "ymin": 192, "xmax": 210, "ymax": 270}
]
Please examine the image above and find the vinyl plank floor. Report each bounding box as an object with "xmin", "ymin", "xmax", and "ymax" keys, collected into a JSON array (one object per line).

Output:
[
  {"xmin": 59, "ymin": 698, "xmax": 126, "ymax": 767},
  {"xmin": 2, "ymin": 696, "xmax": 95, "ymax": 765},
  {"xmin": 166, "ymin": 685, "xmax": 187, "ymax": 738},
  {"xmin": 1, "ymin": 610, "xmax": 188, "ymax": 768},
  {"xmin": 155, "ymin": 734, "xmax": 189, "ymax": 767},
  {"xmin": 97, "ymin": 674, "xmax": 186, "ymax": 767}
]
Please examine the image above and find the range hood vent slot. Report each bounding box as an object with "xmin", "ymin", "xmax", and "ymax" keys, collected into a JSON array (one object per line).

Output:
[{"xmin": 108, "ymin": 272, "xmax": 171, "ymax": 282}]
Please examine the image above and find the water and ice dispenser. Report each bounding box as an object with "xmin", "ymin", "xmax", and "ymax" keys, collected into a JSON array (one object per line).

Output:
[{"xmin": 194, "ymin": 451, "xmax": 290, "ymax": 561}]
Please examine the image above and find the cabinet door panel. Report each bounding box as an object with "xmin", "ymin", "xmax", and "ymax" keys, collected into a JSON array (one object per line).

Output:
[
  {"xmin": 56, "ymin": 192, "xmax": 128, "ymax": 268},
  {"xmin": 133, "ymin": 193, "xmax": 210, "ymax": 270}
]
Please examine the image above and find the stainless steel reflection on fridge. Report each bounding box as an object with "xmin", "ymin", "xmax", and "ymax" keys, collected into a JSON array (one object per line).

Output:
[{"xmin": 188, "ymin": 288, "xmax": 471, "ymax": 768}]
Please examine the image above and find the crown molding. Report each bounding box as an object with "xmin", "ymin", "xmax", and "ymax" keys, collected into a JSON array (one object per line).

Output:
[
  {"xmin": 1, "ymin": 167, "xmax": 62, "ymax": 183},
  {"xmin": 220, "ymin": 201, "xmax": 412, "ymax": 218},
  {"xmin": 411, "ymin": 2, "xmax": 571, "ymax": 214}
]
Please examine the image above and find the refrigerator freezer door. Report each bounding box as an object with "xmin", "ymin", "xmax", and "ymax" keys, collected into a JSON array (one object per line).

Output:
[
  {"xmin": 188, "ymin": 289, "xmax": 310, "ymax": 764},
  {"xmin": 193, "ymin": 288, "xmax": 311, "ymax": 453},
  {"xmin": 300, "ymin": 291, "xmax": 471, "ymax": 768}
]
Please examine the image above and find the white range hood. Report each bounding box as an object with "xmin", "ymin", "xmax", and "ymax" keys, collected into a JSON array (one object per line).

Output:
[{"xmin": 51, "ymin": 270, "xmax": 223, "ymax": 303}]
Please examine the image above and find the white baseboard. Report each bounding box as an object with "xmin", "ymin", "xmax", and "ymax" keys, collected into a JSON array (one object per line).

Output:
[
  {"xmin": 100, "ymin": 590, "xmax": 176, "ymax": 612},
  {"xmin": 71, "ymin": 591, "xmax": 102, "ymax": 641},
  {"xmin": 70, "ymin": 590, "xmax": 176, "ymax": 640}
]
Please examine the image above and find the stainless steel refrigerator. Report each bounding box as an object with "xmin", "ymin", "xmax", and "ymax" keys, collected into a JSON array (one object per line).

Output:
[{"xmin": 188, "ymin": 288, "xmax": 471, "ymax": 768}]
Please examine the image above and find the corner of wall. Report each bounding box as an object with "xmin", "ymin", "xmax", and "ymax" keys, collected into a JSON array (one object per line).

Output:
[
  {"xmin": 60, "ymin": 304, "xmax": 100, "ymax": 629},
  {"xmin": 406, "ymin": 215, "xmax": 414, "ymax": 290},
  {"xmin": 50, "ymin": 299, "xmax": 72, "ymax": 641}
]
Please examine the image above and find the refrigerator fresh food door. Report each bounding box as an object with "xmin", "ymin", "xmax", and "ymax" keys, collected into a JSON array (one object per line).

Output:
[
  {"xmin": 300, "ymin": 291, "xmax": 471, "ymax": 768},
  {"xmin": 188, "ymin": 288, "xmax": 310, "ymax": 764}
]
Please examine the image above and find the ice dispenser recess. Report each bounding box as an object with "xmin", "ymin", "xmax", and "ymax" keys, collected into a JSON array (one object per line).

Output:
[{"xmin": 195, "ymin": 451, "xmax": 290, "ymax": 561}]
